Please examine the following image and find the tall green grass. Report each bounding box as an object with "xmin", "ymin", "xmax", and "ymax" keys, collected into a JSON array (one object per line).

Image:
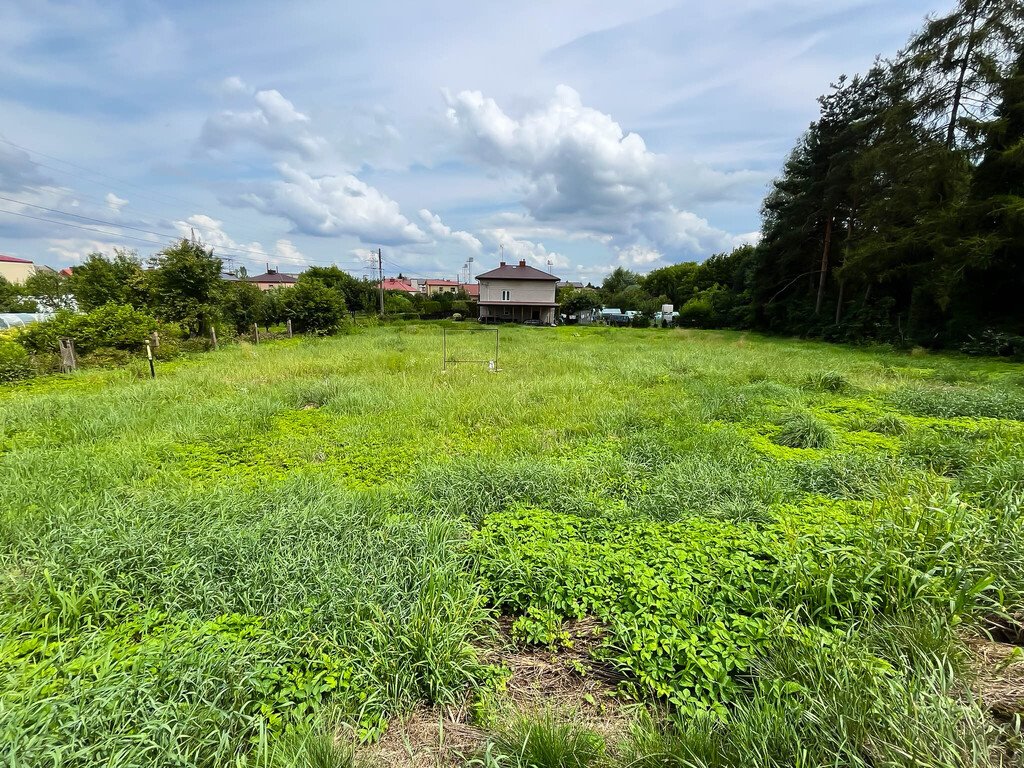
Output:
[{"xmin": 2, "ymin": 324, "xmax": 1023, "ymax": 766}]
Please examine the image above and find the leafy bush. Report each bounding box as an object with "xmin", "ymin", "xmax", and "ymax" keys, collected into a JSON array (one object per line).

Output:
[
  {"xmin": 0, "ymin": 337, "xmax": 33, "ymax": 382},
  {"xmin": 79, "ymin": 346, "xmax": 134, "ymax": 368},
  {"xmin": 772, "ymin": 412, "xmax": 836, "ymax": 449},
  {"xmin": 678, "ymin": 295, "xmax": 714, "ymax": 327},
  {"xmin": 221, "ymin": 280, "xmax": 267, "ymax": 334},
  {"xmin": 960, "ymin": 330, "xmax": 1024, "ymax": 359},
  {"xmin": 15, "ymin": 303, "xmax": 163, "ymax": 356},
  {"xmin": 286, "ymin": 280, "xmax": 348, "ymax": 334}
]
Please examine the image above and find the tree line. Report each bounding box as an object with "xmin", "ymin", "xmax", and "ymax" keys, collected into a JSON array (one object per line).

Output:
[
  {"xmin": 575, "ymin": 0, "xmax": 1024, "ymax": 355},
  {"xmin": 0, "ymin": 240, "xmax": 477, "ymax": 339}
]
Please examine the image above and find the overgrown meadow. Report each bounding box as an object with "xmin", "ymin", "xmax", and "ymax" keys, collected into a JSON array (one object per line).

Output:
[{"xmin": 2, "ymin": 325, "xmax": 1023, "ymax": 767}]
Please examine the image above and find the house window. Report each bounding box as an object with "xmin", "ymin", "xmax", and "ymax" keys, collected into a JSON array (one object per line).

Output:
[{"xmin": 501, "ymin": 289, "xmax": 511, "ymax": 301}]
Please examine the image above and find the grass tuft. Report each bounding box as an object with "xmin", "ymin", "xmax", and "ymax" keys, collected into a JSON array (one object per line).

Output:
[
  {"xmin": 267, "ymin": 727, "xmax": 355, "ymax": 768},
  {"xmin": 804, "ymin": 370, "xmax": 850, "ymax": 393},
  {"xmin": 771, "ymin": 411, "xmax": 836, "ymax": 449},
  {"xmin": 488, "ymin": 711, "xmax": 605, "ymax": 768}
]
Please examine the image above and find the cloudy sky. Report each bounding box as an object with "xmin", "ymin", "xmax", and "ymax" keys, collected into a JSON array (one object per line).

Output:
[{"xmin": 0, "ymin": 0, "xmax": 952, "ymax": 282}]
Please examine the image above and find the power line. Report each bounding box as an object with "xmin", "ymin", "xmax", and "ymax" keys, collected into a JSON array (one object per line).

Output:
[
  {"xmin": 0, "ymin": 136, "xmax": 210, "ymax": 214},
  {"xmin": 1, "ymin": 138, "xmax": 476, "ymax": 280},
  {"xmin": 0, "ymin": 207, "xmax": 175, "ymax": 249},
  {"xmin": 0, "ymin": 136, "xmax": 362, "ymax": 265},
  {"xmin": 0, "ymin": 193, "xmax": 372, "ymax": 270},
  {"xmin": 0, "ymin": 207, "xmax": 370, "ymax": 275}
]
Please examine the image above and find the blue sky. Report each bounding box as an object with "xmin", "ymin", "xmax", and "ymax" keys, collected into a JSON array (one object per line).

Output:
[{"xmin": 0, "ymin": 0, "xmax": 953, "ymax": 282}]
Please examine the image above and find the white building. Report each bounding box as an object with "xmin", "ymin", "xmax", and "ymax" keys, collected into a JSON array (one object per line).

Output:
[
  {"xmin": 0, "ymin": 255, "xmax": 36, "ymax": 285},
  {"xmin": 476, "ymin": 260, "xmax": 560, "ymax": 324}
]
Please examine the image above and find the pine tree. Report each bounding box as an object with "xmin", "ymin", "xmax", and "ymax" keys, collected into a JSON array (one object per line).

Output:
[
  {"xmin": 900, "ymin": 0, "xmax": 1024, "ymax": 151},
  {"xmin": 954, "ymin": 50, "xmax": 1024, "ymax": 334}
]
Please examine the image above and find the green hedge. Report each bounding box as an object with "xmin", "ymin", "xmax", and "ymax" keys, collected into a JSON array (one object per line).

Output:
[
  {"xmin": 16, "ymin": 304, "xmax": 165, "ymax": 356},
  {"xmin": 0, "ymin": 338, "xmax": 33, "ymax": 382}
]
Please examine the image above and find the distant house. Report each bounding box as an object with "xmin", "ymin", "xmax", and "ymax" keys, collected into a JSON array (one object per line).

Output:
[
  {"xmin": 462, "ymin": 283, "xmax": 479, "ymax": 300},
  {"xmin": 477, "ymin": 259, "xmax": 560, "ymax": 324},
  {"xmin": 247, "ymin": 269, "xmax": 298, "ymax": 291},
  {"xmin": 59, "ymin": 267, "xmax": 74, "ymax": 277},
  {"xmin": 0, "ymin": 255, "xmax": 36, "ymax": 285},
  {"xmin": 382, "ymin": 278, "xmax": 417, "ymax": 295},
  {"xmin": 556, "ymin": 281, "xmax": 585, "ymax": 290},
  {"xmin": 425, "ymin": 279, "xmax": 460, "ymax": 296}
]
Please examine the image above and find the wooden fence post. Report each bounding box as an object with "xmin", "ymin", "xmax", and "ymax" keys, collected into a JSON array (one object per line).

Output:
[
  {"xmin": 58, "ymin": 338, "xmax": 77, "ymax": 372},
  {"xmin": 253, "ymin": 323, "xmax": 260, "ymax": 344},
  {"xmin": 287, "ymin": 318, "xmax": 293, "ymax": 338},
  {"xmin": 210, "ymin": 326, "xmax": 218, "ymax": 349}
]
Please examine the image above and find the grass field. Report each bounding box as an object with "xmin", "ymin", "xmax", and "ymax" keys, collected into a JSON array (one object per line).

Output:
[{"xmin": 2, "ymin": 324, "xmax": 1024, "ymax": 767}]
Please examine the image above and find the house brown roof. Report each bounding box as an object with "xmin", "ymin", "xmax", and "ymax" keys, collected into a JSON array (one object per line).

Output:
[
  {"xmin": 0, "ymin": 255, "xmax": 33, "ymax": 264},
  {"xmin": 476, "ymin": 260, "xmax": 559, "ymax": 281},
  {"xmin": 425, "ymin": 279, "xmax": 460, "ymax": 286},
  {"xmin": 248, "ymin": 271, "xmax": 298, "ymax": 284}
]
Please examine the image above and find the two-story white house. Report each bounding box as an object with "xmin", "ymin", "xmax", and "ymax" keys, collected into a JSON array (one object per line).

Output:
[{"xmin": 476, "ymin": 260, "xmax": 560, "ymax": 324}]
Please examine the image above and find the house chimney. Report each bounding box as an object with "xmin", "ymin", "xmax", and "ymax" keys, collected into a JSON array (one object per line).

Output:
[
  {"xmin": 518, "ymin": 259, "xmax": 527, "ymax": 267},
  {"xmin": 499, "ymin": 261, "xmax": 506, "ymax": 267}
]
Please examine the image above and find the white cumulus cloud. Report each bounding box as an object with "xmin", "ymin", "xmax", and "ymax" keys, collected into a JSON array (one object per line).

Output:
[
  {"xmin": 173, "ymin": 213, "xmax": 264, "ymax": 255},
  {"xmin": 481, "ymin": 228, "xmax": 569, "ymax": 271},
  {"xmin": 418, "ymin": 209, "xmax": 482, "ymax": 253},
  {"xmin": 46, "ymin": 238, "xmax": 129, "ymax": 263},
  {"xmin": 105, "ymin": 192, "xmax": 128, "ymax": 213},
  {"xmin": 616, "ymin": 245, "xmax": 664, "ymax": 266},
  {"xmin": 200, "ymin": 85, "xmax": 328, "ymax": 159},
  {"xmin": 444, "ymin": 85, "xmax": 751, "ymax": 258},
  {"xmin": 274, "ymin": 238, "xmax": 305, "ymax": 265},
  {"xmin": 239, "ymin": 163, "xmax": 429, "ymax": 246},
  {"xmin": 218, "ymin": 75, "xmax": 252, "ymax": 96}
]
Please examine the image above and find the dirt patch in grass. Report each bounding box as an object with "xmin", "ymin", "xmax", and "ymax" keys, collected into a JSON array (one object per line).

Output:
[
  {"xmin": 968, "ymin": 637, "xmax": 1024, "ymax": 720},
  {"xmin": 486, "ymin": 616, "xmax": 633, "ymax": 739},
  {"xmin": 362, "ymin": 703, "xmax": 483, "ymax": 768},
  {"xmin": 362, "ymin": 617, "xmax": 632, "ymax": 768}
]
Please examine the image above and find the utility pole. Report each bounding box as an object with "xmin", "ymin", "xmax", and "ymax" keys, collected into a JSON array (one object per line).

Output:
[{"xmin": 377, "ymin": 247, "xmax": 385, "ymax": 316}]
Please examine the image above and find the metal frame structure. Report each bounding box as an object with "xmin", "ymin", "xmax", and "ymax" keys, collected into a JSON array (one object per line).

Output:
[{"xmin": 441, "ymin": 327, "xmax": 499, "ymax": 372}]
